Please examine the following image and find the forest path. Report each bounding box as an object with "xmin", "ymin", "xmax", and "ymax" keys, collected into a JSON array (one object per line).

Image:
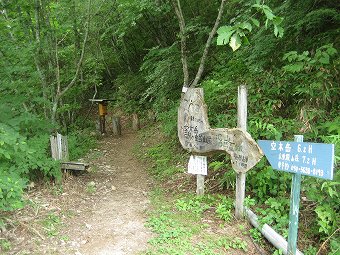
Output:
[{"xmin": 60, "ymin": 131, "xmax": 153, "ymax": 255}]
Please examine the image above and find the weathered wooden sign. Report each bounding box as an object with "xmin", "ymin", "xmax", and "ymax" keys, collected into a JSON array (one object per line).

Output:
[{"xmin": 178, "ymin": 88, "xmax": 263, "ymax": 173}]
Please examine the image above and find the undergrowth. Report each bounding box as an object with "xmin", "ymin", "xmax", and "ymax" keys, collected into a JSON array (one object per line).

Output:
[{"xmin": 137, "ymin": 124, "xmax": 339, "ymax": 254}]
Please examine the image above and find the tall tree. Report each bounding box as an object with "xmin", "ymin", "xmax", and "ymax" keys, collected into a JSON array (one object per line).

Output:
[{"xmin": 172, "ymin": 0, "xmax": 227, "ymax": 88}]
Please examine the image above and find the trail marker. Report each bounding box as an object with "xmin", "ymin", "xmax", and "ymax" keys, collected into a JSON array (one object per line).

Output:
[
  {"xmin": 178, "ymin": 87, "xmax": 263, "ymax": 216},
  {"xmin": 258, "ymin": 136, "xmax": 335, "ymax": 255},
  {"xmin": 89, "ymin": 99, "xmax": 114, "ymax": 134},
  {"xmin": 258, "ymin": 140, "xmax": 334, "ymax": 180},
  {"xmin": 188, "ymin": 155, "xmax": 208, "ymax": 175},
  {"xmin": 178, "ymin": 88, "xmax": 263, "ymax": 172},
  {"xmin": 187, "ymin": 155, "xmax": 207, "ymax": 195}
]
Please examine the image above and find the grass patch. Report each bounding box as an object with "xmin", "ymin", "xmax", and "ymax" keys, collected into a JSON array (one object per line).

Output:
[{"xmin": 142, "ymin": 189, "xmax": 251, "ymax": 255}]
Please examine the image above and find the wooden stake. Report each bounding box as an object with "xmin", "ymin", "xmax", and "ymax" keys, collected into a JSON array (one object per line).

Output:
[
  {"xmin": 196, "ymin": 174, "xmax": 205, "ymax": 195},
  {"xmin": 112, "ymin": 116, "xmax": 122, "ymax": 136},
  {"xmin": 132, "ymin": 113, "xmax": 140, "ymax": 131},
  {"xmin": 235, "ymin": 85, "xmax": 247, "ymax": 219},
  {"xmin": 287, "ymin": 135, "xmax": 303, "ymax": 255},
  {"xmin": 99, "ymin": 115, "xmax": 106, "ymax": 134}
]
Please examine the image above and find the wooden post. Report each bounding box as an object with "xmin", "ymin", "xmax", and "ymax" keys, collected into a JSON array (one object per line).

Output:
[
  {"xmin": 235, "ymin": 85, "xmax": 247, "ymax": 219},
  {"xmin": 99, "ymin": 115, "xmax": 106, "ymax": 134},
  {"xmin": 188, "ymin": 155, "xmax": 207, "ymax": 196},
  {"xmin": 132, "ymin": 113, "xmax": 140, "ymax": 131},
  {"xmin": 287, "ymin": 135, "xmax": 303, "ymax": 255},
  {"xmin": 196, "ymin": 174, "xmax": 205, "ymax": 195},
  {"xmin": 112, "ymin": 116, "xmax": 122, "ymax": 136},
  {"xmin": 50, "ymin": 133, "xmax": 69, "ymax": 161}
]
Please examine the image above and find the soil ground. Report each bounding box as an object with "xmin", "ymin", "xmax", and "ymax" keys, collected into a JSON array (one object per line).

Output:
[
  {"xmin": 1, "ymin": 128, "xmax": 270, "ymax": 255},
  {"xmin": 1, "ymin": 131, "xmax": 153, "ymax": 255}
]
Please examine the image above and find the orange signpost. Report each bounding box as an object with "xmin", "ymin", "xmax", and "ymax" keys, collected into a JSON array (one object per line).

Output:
[
  {"xmin": 98, "ymin": 102, "xmax": 107, "ymax": 116},
  {"xmin": 89, "ymin": 99, "xmax": 113, "ymax": 134}
]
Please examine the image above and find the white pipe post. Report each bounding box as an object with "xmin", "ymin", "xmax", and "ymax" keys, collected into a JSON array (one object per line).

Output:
[{"xmin": 235, "ymin": 85, "xmax": 247, "ymax": 219}]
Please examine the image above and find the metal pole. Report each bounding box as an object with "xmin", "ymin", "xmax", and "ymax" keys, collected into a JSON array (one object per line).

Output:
[{"xmin": 287, "ymin": 135, "xmax": 303, "ymax": 255}]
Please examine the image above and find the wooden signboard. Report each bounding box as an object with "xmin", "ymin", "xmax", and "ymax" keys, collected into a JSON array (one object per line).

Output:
[{"xmin": 178, "ymin": 88, "xmax": 263, "ymax": 173}]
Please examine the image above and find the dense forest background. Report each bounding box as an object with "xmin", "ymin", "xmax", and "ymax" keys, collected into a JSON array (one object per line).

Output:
[{"xmin": 0, "ymin": 0, "xmax": 339, "ymax": 253}]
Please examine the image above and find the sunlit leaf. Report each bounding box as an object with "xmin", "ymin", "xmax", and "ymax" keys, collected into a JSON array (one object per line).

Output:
[
  {"xmin": 229, "ymin": 33, "xmax": 241, "ymax": 51},
  {"xmin": 283, "ymin": 63, "xmax": 304, "ymax": 72},
  {"xmin": 217, "ymin": 26, "xmax": 235, "ymax": 45},
  {"xmin": 264, "ymin": 9, "xmax": 275, "ymax": 20}
]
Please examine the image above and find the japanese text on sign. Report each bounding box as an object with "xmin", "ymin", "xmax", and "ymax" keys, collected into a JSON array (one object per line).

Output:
[
  {"xmin": 258, "ymin": 140, "xmax": 334, "ymax": 180},
  {"xmin": 188, "ymin": 155, "xmax": 208, "ymax": 175},
  {"xmin": 178, "ymin": 88, "xmax": 263, "ymax": 173}
]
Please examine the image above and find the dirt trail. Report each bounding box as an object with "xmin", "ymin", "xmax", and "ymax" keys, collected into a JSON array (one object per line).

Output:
[
  {"xmin": 4, "ymin": 131, "xmax": 153, "ymax": 255},
  {"xmin": 63, "ymin": 131, "xmax": 153, "ymax": 255}
]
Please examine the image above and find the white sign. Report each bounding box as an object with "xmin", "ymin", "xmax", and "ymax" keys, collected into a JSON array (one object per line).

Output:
[{"xmin": 188, "ymin": 155, "xmax": 207, "ymax": 175}]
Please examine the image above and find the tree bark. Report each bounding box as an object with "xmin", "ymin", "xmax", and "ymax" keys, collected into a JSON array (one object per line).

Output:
[
  {"xmin": 172, "ymin": 0, "xmax": 227, "ymax": 88},
  {"xmin": 172, "ymin": 0, "xmax": 189, "ymax": 87},
  {"xmin": 51, "ymin": 0, "xmax": 91, "ymax": 124},
  {"xmin": 191, "ymin": 0, "xmax": 226, "ymax": 88}
]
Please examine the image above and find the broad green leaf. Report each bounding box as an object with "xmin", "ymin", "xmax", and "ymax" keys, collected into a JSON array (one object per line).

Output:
[
  {"xmin": 319, "ymin": 52, "xmax": 330, "ymax": 64},
  {"xmin": 274, "ymin": 25, "xmax": 284, "ymax": 38},
  {"xmin": 240, "ymin": 22, "xmax": 252, "ymax": 32},
  {"xmin": 326, "ymin": 46, "xmax": 337, "ymax": 56},
  {"xmin": 283, "ymin": 51, "xmax": 298, "ymax": 62},
  {"xmin": 229, "ymin": 33, "xmax": 241, "ymax": 51},
  {"xmin": 264, "ymin": 9, "xmax": 275, "ymax": 20},
  {"xmin": 251, "ymin": 18, "xmax": 260, "ymax": 27},
  {"xmin": 277, "ymin": 27, "xmax": 284, "ymax": 38},
  {"xmin": 283, "ymin": 63, "xmax": 304, "ymax": 72},
  {"xmin": 273, "ymin": 16, "xmax": 284, "ymax": 25},
  {"xmin": 265, "ymin": 19, "xmax": 269, "ymax": 29},
  {"xmin": 217, "ymin": 26, "xmax": 235, "ymax": 46},
  {"xmin": 274, "ymin": 25, "xmax": 278, "ymax": 37},
  {"xmin": 251, "ymin": 4, "xmax": 262, "ymax": 9}
]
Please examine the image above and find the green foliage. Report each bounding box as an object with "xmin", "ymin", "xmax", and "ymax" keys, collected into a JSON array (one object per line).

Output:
[
  {"xmin": 145, "ymin": 190, "xmax": 251, "ymax": 255},
  {"xmin": 256, "ymin": 197, "xmax": 290, "ymax": 238},
  {"xmin": 140, "ymin": 45, "xmax": 182, "ymax": 113},
  {"xmin": 113, "ymin": 73, "xmax": 148, "ymax": 114},
  {"xmin": 175, "ymin": 196, "xmax": 210, "ymax": 216},
  {"xmin": 144, "ymin": 141, "xmax": 186, "ymax": 179},
  {"xmin": 217, "ymin": 0, "xmax": 283, "ymax": 51},
  {"xmin": 215, "ymin": 197, "xmax": 233, "ymax": 222},
  {"xmin": 42, "ymin": 213, "xmax": 62, "ymax": 237},
  {"xmin": 0, "ymin": 173, "xmax": 26, "ymax": 211},
  {"xmin": 248, "ymin": 163, "xmax": 291, "ymax": 202},
  {"xmin": 0, "ymin": 122, "xmax": 59, "ymax": 211},
  {"xmin": 249, "ymin": 228, "xmax": 262, "ymax": 242},
  {"xmin": 0, "ymin": 239, "xmax": 11, "ymax": 252},
  {"xmin": 216, "ymin": 237, "xmax": 248, "ymax": 252},
  {"xmin": 67, "ymin": 129, "xmax": 97, "ymax": 161}
]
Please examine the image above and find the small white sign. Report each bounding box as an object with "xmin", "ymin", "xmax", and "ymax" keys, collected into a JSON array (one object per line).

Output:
[
  {"xmin": 182, "ymin": 86, "xmax": 188, "ymax": 93},
  {"xmin": 188, "ymin": 155, "xmax": 207, "ymax": 175}
]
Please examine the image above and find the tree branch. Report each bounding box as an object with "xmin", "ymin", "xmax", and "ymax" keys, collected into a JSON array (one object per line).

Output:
[
  {"xmin": 191, "ymin": 0, "xmax": 226, "ymax": 88},
  {"xmin": 172, "ymin": 0, "xmax": 189, "ymax": 87},
  {"xmin": 58, "ymin": 0, "xmax": 91, "ymax": 98}
]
